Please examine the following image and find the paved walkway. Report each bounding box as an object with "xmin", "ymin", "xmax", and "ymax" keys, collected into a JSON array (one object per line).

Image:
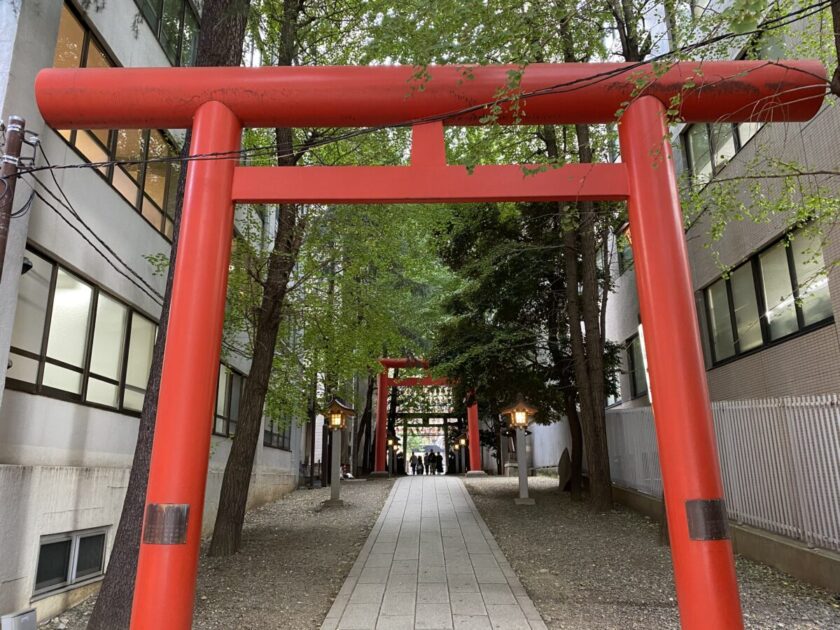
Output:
[{"xmin": 321, "ymin": 476, "xmax": 547, "ymax": 630}]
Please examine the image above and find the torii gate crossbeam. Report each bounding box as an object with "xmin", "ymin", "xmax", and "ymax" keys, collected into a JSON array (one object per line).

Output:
[{"xmin": 34, "ymin": 60, "xmax": 826, "ymax": 630}]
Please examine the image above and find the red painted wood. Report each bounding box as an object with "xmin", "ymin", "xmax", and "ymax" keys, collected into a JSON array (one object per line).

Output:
[
  {"xmin": 619, "ymin": 96, "xmax": 743, "ymax": 629},
  {"xmin": 232, "ymin": 163, "xmax": 628, "ymax": 204},
  {"xmin": 36, "ymin": 61, "xmax": 825, "ymax": 129},
  {"xmin": 130, "ymin": 101, "xmax": 241, "ymax": 630}
]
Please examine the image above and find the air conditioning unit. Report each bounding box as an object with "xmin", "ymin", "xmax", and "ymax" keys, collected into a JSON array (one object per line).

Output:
[{"xmin": 1, "ymin": 609, "xmax": 37, "ymax": 630}]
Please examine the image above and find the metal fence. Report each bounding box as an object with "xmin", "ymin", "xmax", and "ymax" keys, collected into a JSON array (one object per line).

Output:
[{"xmin": 606, "ymin": 395, "xmax": 840, "ymax": 553}]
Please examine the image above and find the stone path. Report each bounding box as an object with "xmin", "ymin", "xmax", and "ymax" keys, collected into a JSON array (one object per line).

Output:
[{"xmin": 321, "ymin": 476, "xmax": 547, "ymax": 630}]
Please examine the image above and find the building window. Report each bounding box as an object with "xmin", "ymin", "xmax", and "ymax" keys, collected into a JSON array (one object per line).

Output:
[
  {"xmin": 264, "ymin": 416, "xmax": 293, "ymax": 451},
  {"xmin": 6, "ymin": 247, "xmax": 158, "ymax": 413},
  {"xmin": 135, "ymin": 0, "xmax": 200, "ymax": 66},
  {"xmin": 626, "ymin": 334, "xmax": 648, "ymax": 398},
  {"xmin": 214, "ymin": 365, "xmax": 245, "ymax": 437},
  {"xmin": 616, "ymin": 227, "xmax": 633, "ymax": 275},
  {"xmin": 53, "ymin": 3, "xmax": 179, "ymax": 240},
  {"xmin": 34, "ymin": 529, "xmax": 107, "ymax": 596},
  {"xmin": 704, "ymin": 228, "xmax": 833, "ymax": 364},
  {"xmin": 682, "ymin": 122, "xmax": 761, "ymax": 187},
  {"xmin": 605, "ymin": 367, "xmax": 622, "ymax": 407}
]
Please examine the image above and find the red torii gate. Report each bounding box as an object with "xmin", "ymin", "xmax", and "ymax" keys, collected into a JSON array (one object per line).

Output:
[
  {"xmin": 374, "ymin": 358, "xmax": 482, "ymax": 475},
  {"xmin": 34, "ymin": 60, "xmax": 826, "ymax": 630}
]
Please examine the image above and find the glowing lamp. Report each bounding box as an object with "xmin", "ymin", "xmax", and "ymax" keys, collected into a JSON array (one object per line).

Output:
[
  {"xmin": 324, "ymin": 397, "xmax": 355, "ymax": 431},
  {"xmin": 501, "ymin": 398, "xmax": 538, "ymax": 429}
]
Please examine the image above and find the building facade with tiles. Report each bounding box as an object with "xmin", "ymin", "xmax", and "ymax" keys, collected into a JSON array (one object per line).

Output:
[
  {"xmin": 0, "ymin": 0, "xmax": 302, "ymax": 621},
  {"xmin": 601, "ymin": 17, "xmax": 840, "ymax": 579}
]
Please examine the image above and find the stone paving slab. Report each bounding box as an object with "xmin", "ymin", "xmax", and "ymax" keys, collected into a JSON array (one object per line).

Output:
[{"xmin": 322, "ymin": 476, "xmax": 546, "ymax": 630}]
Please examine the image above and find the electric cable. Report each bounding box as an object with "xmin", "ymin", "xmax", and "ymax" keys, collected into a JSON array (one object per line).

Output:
[
  {"xmin": 5, "ymin": 0, "xmax": 832, "ymax": 184},
  {"xmin": 32, "ymin": 146, "xmax": 165, "ymax": 301}
]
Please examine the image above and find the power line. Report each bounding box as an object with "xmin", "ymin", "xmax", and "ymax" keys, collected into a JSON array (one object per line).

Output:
[
  {"xmin": 34, "ymin": 147, "xmax": 164, "ymax": 301},
  {"xmin": 21, "ymin": 143, "xmax": 165, "ymax": 305},
  {"xmin": 6, "ymin": 0, "xmax": 832, "ymax": 184}
]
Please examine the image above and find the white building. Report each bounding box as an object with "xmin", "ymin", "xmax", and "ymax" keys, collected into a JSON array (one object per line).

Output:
[{"xmin": 0, "ymin": 1, "xmax": 302, "ymax": 621}]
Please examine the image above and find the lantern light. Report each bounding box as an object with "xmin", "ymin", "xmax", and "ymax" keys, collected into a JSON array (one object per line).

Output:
[
  {"xmin": 459, "ymin": 436, "xmax": 467, "ymax": 446},
  {"xmin": 501, "ymin": 397, "xmax": 538, "ymax": 429},
  {"xmin": 324, "ymin": 397, "xmax": 355, "ymax": 431},
  {"xmin": 454, "ymin": 443, "xmax": 460, "ymax": 451}
]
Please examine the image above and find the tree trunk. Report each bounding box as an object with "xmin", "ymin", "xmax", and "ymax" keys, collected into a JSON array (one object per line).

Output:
[
  {"xmin": 354, "ymin": 373, "xmax": 375, "ymax": 473},
  {"xmin": 564, "ymin": 393, "xmax": 584, "ymax": 500},
  {"xmin": 86, "ymin": 2, "xmax": 252, "ymax": 627},
  {"xmin": 208, "ymin": 201, "xmax": 302, "ymax": 556},
  {"xmin": 207, "ymin": 0, "xmax": 306, "ymax": 557}
]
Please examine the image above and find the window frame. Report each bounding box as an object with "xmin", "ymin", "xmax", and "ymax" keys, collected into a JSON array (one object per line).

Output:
[
  {"xmin": 54, "ymin": 2, "xmax": 181, "ymax": 241},
  {"xmin": 6, "ymin": 245, "xmax": 158, "ymax": 417},
  {"xmin": 264, "ymin": 415, "xmax": 293, "ymax": 451},
  {"xmin": 682, "ymin": 122, "xmax": 756, "ymax": 187},
  {"xmin": 703, "ymin": 230, "xmax": 834, "ymax": 367},
  {"xmin": 214, "ymin": 364, "xmax": 246, "ymax": 438},
  {"xmin": 133, "ymin": 0, "xmax": 201, "ymax": 66},
  {"xmin": 32, "ymin": 527, "xmax": 108, "ymax": 599},
  {"xmin": 626, "ymin": 334, "xmax": 648, "ymax": 399}
]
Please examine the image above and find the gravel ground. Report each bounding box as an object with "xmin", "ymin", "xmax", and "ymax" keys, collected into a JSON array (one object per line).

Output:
[
  {"xmin": 465, "ymin": 476, "xmax": 840, "ymax": 630},
  {"xmin": 42, "ymin": 479, "xmax": 393, "ymax": 630}
]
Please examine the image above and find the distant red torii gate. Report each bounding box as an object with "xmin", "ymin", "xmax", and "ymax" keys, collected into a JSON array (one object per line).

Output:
[
  {"xmin": 375, "ymin": 358, "xmax": 482, "ymax": 474},
  {"xmin": 34, "ymin": 60, "xmax": 826, "ymax": 630}
]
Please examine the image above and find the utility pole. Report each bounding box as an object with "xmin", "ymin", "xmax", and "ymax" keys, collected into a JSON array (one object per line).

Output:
[{"xmin": 0, "ymin": 116, "xmax": 25, "ymax": 283}]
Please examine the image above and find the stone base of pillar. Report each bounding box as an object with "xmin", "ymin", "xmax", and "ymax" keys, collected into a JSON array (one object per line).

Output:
[
  {"xmin": 368, "ymin": 471, "xmax": 390, "ymax": 479},
  {"xmin": 465, "ymin": 471, "xmax": 488, "ymax": 477},
  {"xmin": 514, "ymin": 497, "xmax": 535, "ymax": 505},
  {"xmin": 322, "ymin": 498, "xmax": 345, "ymax": 507}
]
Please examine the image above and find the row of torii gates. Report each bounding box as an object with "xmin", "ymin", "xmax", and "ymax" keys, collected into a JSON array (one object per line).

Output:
[
  {"xmin": 373, "ymin": 357, "xmax": 482, "ymax": 476},
  {"xmin": 34, "ymin": 58, "xmax": 827, "ymax": 629}
]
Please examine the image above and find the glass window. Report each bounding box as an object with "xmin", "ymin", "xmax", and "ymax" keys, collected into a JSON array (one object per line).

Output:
[
  {"xmin": 144, "ymin": 131, "xmax": 169, "ymax": 209},
  {"xmin": 706, "ymin": 279, "xmax": 735, "ymax": 361},
  {"xmin": 45, "ymin": 270, "xmax": 93, "ymax": 368},
  {"xmin": 113, "ymin": 129, "xmax": 146, "ymax": 204},
  {"xmin": 74, "ymin": 131, "xmax": 109, "ymax": 170},
  {"xmin": 54, "ymin": 5, "xmax": 84, "ymax": 69},
  {"xmin": 791, "ymin": 233, "xmax": 832, "ymax": 326},
  {"xmin": 760, "ymin": 242, "xmax": 798, "ymax": 340},
  {"xmin": 737, "ymin": 122, "xmax": 762, "ymax": 147},
  {"xmin": 86, "ymin": 378, "xmax": 121, "ymax": 408},
  {"xmin": 627, "ymin": 335, "xmax": 648, "ymax": 398},
  {"xmin": 10, "ymin": 251, "xmax": 52, "ymax": 355},
  {"xmin": 229, "ymin": 372, "xmax": 242, "ymax": 435},
  {"xmin": 7, "ymin": 353, "xmax": 40, "ymax": 383},
  {"xmin": 53, "ymin": 4, "xmax": 177, "ymax": 240},
  {"xmin": 34, "ymin": 530, "xmax": 107, "ymax": 595},
  {"xmin": 124, "ymin": 315, "xmax": 156, "ymax": 411},
  {"xmin": 686, "ymin": 125, "xmax": 712, "ymax": 183},
  {"xmin": 75, "ymin": 534, "xmax": 105, "ymax": 579},
  {"xmin": 181, "ymin": 7, "xmax": 199, "ymax": 66},
  {"xmin": 215, "ymin": 364, "xmax": 230, "ymax": 434},
  {"xmin": 89, "ymin": 295, "xmax": 128, "ymax": 379},
  {"xmin": 730, "ymin": 263, "xmax": 762, "ymax": 352},
  {"xmin": 710, "ymin": 124, "xmax": 736, "ymax": 170},
  {"xmin": 35, "ymin": 539, "xmax": 71, "ymax": 592},
  {"xmin": 617, "ymin": 230, "xmax": 633, "ymax": 274},
  {"xmin": 139, "ymin": 0, "xmax": 162, "ymax": 26},
  {"xmin": 160, "ymin": 0, "xmax": 184, "ymax": 62}
]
